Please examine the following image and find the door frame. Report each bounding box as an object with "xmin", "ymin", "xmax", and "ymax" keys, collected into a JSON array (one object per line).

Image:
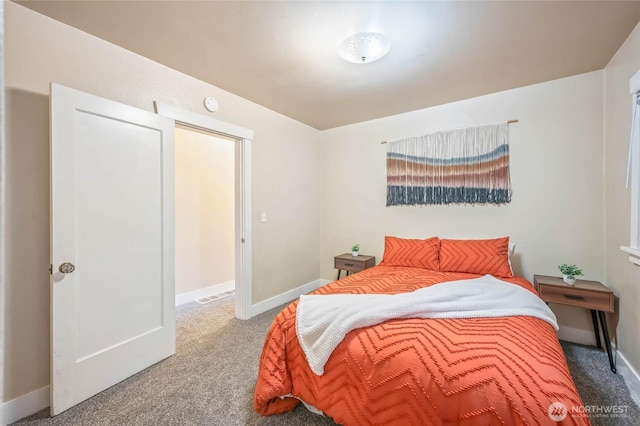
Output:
[{"xmin": 154, "ymin": 102, "xmax": 253, "ymax": 320}]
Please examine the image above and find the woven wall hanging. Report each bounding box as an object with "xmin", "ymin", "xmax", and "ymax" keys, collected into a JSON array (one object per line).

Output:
[{"xmin": 386, "ymin": 122, "xmax": 512, "ymax": 206}]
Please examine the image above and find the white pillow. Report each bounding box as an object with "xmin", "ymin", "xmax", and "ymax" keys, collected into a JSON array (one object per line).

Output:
[{"xmin": 508, "ymin": 241, "xmax": 516, "ymax": 274}]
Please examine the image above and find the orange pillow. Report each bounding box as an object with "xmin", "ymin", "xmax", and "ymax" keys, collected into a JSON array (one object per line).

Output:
[
  {"xmin": 439, "ymin": 237, "xmax": 513, "ymax": 277},
  {"xmin": 380, "ymin": 236, "xmax": 440, "ymax": 270}
]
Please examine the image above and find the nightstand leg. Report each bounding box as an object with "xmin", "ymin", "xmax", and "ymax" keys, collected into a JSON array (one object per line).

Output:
[
  {"xmin": 590, "ymin": 310, "xmax": 602, "ymax": 349},
  {"xmin": 597, "ymin": 311, "xmax": 616, "ymax": 373},
  {"xmin": 337, "ymin": 270, "xmax": 341, "ymax": 280}
]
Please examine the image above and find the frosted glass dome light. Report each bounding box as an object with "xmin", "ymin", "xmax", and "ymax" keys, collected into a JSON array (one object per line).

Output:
[{"xmin": 338, "ymin": 32, "xmax": 391, "ymax": 64}]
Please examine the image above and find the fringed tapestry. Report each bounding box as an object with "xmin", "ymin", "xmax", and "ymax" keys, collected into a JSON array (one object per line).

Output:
[{"xmin": 386, "ymin": 122, "xmax": 512, "ymax": 206}]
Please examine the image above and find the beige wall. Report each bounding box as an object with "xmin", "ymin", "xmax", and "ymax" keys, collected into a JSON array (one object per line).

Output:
[
  {"xmin": 175, "ymin": 127, "xmax": 234, "ymax": 295},
  {"xmin": 604, "ymin": 21, "xmax": 640, "ymax": 376},
  {"xmin": 3, "ymin": 2, "xmax": 322, "ymax": 402},
  {"xmin": 320, "ymin": 71, "xmax": 606, "ymax": 332}
]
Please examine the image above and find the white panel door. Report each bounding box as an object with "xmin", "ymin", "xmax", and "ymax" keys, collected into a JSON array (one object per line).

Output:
[{"xmin": 50, "ymin": 83, "xmax": 175, "ymax": 415}]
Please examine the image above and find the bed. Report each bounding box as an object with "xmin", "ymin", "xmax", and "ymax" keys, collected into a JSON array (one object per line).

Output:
[{"xmin": 254, "ymin": 237, "xmax": 589, "ymax": 425}]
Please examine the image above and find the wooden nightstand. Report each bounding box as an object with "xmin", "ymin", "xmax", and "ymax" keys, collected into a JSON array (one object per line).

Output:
[
  {"xmin": 533, "ymin": 274, "xmax": 616, "ymax": 373},
  {"xmin": 334, "ymin": 253, "xmax": 375, "ymax": 280}
]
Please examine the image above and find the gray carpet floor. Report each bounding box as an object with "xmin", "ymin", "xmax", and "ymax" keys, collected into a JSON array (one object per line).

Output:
[{"xmin": 13, "ymin": 296, "xmax": 640, "ymax": 425}]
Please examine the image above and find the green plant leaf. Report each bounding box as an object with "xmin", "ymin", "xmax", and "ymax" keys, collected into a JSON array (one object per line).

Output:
[{"xmin": 558, "ymin": 263, "xmax": 583, "ymax": 277}]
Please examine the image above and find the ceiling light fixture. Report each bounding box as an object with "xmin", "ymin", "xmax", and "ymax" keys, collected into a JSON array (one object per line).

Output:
[{"xmin": 338, "ymin": 32, "xmax": 391, "ymax": 64}]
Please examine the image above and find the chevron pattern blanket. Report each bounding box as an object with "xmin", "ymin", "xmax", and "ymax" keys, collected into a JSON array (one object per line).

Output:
[
  {"xmin": 296, "ymin": 274, "xmax": 558, "ymax": 376},
  {"xmin": 254, "ymin": 266, "xmax": 588, "ymax": 425}
]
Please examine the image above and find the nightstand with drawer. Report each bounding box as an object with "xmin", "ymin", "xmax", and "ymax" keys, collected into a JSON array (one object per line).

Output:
[
  {"xmin": 533, "ymin": 274, "xmax": 616, "ymax": 373},
  {"xmin": 334, "ymin": 253, "xmax": 375, "ymax": 280}
]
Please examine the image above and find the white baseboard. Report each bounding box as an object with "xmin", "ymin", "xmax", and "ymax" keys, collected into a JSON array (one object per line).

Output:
[
  {"xmin": 616, "ymin": 348, "xmax": 640, "ymax": 408},
  {"xmin": 175, "ymin": 280, "xmax": 235, "ymax": 306},
  {"xmin": 557, "ymin": 325, "xmax": 597, "ymax": 346},
  {"xmin": 248, "ymin": 279, "xmax": 325, "ymax": 317},
  {"xmin": 2, "ymin": 385, "xmax": 49, "ymax": 425}
]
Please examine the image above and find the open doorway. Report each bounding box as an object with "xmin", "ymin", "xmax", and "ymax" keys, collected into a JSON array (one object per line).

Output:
[
  {"xmin": 174, "ymin": 126, "xmax": 235, "ymax": 305},
  {"xmin": 154, "ymin": 101, "xmax": 253, "ymax": 320}
]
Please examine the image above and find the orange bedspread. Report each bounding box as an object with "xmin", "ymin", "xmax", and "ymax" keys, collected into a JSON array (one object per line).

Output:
[{"xmin": 254, "ymin": 266, "xmax": 589, "ymax": 425}]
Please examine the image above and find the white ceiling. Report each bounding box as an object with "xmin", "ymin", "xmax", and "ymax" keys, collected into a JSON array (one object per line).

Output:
[{"xmin": 16, "ymin": 1, "xmax": 640, "ymax": 130}]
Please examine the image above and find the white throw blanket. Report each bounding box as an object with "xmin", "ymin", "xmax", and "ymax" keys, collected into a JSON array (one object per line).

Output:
[{"xmin": 296, "ymin": 274, "xmax": 558, "ymax": 375}]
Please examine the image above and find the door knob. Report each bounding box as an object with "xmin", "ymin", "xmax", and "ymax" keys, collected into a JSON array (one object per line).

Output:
[{"xmin": 58, "ymin": 263, "xmax": 75, "ymax": 274}]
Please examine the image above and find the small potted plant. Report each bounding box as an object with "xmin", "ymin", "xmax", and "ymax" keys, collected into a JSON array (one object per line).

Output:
[
  {"xmin": 558, "ymin": 264, "xmax": 583, "ymax": 286},
  {"xmin": 352, "ymin": 244, "xmax": 360, "ymax": 257}
]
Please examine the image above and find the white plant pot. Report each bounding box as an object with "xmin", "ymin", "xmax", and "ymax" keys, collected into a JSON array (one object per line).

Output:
[
  {"xmin": 562, "ymin": 274, "xmax": 576, "ymax": 286},
  {"xmin": 352, "ymin": 251, "xmax": 359, "ymax": 257}
]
